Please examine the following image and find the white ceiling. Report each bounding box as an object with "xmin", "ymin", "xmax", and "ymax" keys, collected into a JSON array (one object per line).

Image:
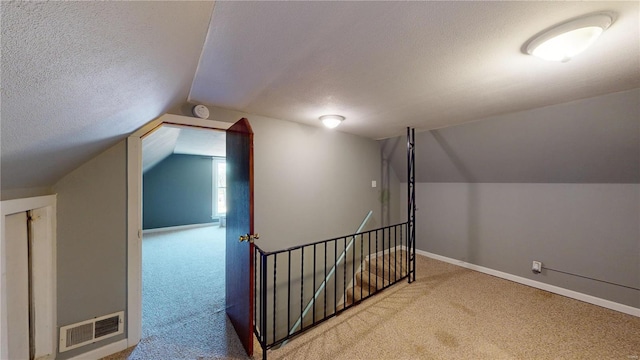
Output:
[
  {"xmin": 190, "ymin": 1, "xmax": 639, "ymax": 139},
  {"xmin": 141, "ymin": 127, "xmax": 181, "ymax": 174},
  {"xmin": 142, "ymin": 126, "xmax": 226, "ymax": 173},
  {"xmin": 173, "ymin": 128, "xmax": 226, "ymax": 158},
  {"xmin": 1, "ymin": 1, "xmax": 639, "ymax": 191}
]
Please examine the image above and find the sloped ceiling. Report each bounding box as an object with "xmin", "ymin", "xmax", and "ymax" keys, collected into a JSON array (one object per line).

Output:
[
  {"xmin": 173, "ymin": 128, "xmax": 225, "ymax": 158},
  {"xmin": 190, "ymin": 1, "xmax": 639, "ymax": 139},
  {"xmin": 383, "ymin": 89, "xmax": 640, "ymax": 184},
  {"xmin": 2, "ymin": 1, "xmax": 639, "ymax": 192},
  {"xmin": 1, "ymin": 1, "xmax": 214, "ymax": 189},
  {"xmin": 142, "ymin": 127, "xmax": 180, "ymax": 174},
  {"xmin": 142, "ymin": 126, "xmax": 225, "ymax": 173}
]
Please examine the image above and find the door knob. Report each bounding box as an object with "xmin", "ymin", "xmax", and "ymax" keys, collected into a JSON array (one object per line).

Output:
[{"xmin": 239, "ymin": 233, "xmax": 260, "ymax": 243}]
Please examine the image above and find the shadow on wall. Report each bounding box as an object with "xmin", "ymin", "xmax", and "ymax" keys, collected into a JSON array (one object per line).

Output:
[
  {"xmin": 429, "ymin": 130, "xmax": 478, "ymax": 264},
  {"xmin": 380, "ymin": 137, "xmax": 402, "ymax": 227}
]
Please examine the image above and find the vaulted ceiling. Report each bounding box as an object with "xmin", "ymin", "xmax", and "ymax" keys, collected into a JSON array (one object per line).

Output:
[
  {"xmin": 2, "ymin": 1, "xmax": 639, "ymax": 190},
  {"xmin": 1, "ymin": 1, "xmax": 214, "ymax": 189}
]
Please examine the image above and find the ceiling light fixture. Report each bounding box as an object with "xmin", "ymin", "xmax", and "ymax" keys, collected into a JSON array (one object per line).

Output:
[
  {"xmin": 319, "ymin": 115, "xmax": 345, "ymax": 129},
  {"xmin": 524, "ymin": 13, "xmax": 613, "ymax": 62}
]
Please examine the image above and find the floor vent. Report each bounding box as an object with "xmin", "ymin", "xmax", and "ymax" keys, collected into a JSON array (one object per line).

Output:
[{"xmin": 59, "ymin": 311, "xmax": 124, "ymax": 352}]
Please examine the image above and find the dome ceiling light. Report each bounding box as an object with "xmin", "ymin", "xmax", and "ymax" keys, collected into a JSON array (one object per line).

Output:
[
  {"xmin": 319, "ymin": 115, "xmax": 345, "ymax": 129},
  {"xmin": 524, "ymin": 13, "xmax": 613, "ymax": 62}
]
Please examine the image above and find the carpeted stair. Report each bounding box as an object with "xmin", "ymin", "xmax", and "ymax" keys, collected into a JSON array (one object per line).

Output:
[{"xmin": 344, "ymin": 249, "xmax": 408, "ymax": 306}]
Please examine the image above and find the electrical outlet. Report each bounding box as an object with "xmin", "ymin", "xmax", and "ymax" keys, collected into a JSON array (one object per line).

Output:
[{"xmin": 532, "ymin": 261, "xmax": 542, "ymax": 273}]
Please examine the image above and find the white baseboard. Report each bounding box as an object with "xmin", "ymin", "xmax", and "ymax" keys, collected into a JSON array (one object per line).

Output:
[
  {"xmin": 66, "ymin": 338, "xmax": 128, "ymax": 360},
  {"xmin": 416, "ymin": 249, "xmax": 640, "ymax": 318},
  {"xmin": 142, "ymin": 222, "xmax": 216, "ymax": 234}
]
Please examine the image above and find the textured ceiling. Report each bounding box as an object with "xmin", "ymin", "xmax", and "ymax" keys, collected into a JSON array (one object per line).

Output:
[
  {"xmin": 190, "ymin": 1, "xmax": 640, "ymax": 139},
  {"xmin": 2, "ymin": 1, "xmax": 639, "ymax": 192},
  {"xmin": 1, "ymin": 1, "xmax": 214, "ymax": 189}
]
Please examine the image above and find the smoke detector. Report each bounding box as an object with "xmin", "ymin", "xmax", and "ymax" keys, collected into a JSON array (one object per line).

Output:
[{"xmin": 192, "ymin": 104, "xmax": 210, "ymax": 119}]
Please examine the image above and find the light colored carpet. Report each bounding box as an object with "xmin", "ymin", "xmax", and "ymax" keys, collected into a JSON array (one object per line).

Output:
[
  {"xmin": 102, "ymin": 225, "xmax": 249, "ymax": 360},
  {"xmin": 141, "ymin": 226, "xmax": 226, "ymax": 339},
  {"xmin": 105, "ymin": 249, "xmax": 639, "ymax": 360},
  {"xmin": 262, "ymin": 254, "xmax": 639, "ymax": 360}
]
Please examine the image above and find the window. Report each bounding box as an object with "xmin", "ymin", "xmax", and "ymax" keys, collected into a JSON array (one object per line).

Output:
[{"xmin": 213, "ymin": 159, "xmax": 226, "ymax": 217}]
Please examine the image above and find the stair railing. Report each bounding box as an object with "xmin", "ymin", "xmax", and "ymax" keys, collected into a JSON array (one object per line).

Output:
[
  {"xmin": 253, "ymin": 127, "xmax": 417, "ymax": 360},
  {"xmin": 281, "ymin": 210, "xmax": 373, "ymax": 347},
  {"xmin": 253, "ymin": 220, "xmax": 411, "ymax": 360}
]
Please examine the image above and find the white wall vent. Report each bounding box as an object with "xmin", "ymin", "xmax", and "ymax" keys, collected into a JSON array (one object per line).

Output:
[{"xmin": 59, "ymin": 311, "xmax": 124, "ymax": 352}]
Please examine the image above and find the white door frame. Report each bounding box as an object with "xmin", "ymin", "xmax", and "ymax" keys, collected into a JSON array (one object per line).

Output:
[
  {"xmin": 126, "ymin": 114, "xmax": 231, "ymax": 346},
  {"xmin": 1, "ymin": 195, "xmax": 57, "ymax": 360}
]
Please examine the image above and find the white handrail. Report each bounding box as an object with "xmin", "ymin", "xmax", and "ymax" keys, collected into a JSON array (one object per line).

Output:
[{"xmin": 282, "ymin": 210, "xmax": 373, "ymax": 346}]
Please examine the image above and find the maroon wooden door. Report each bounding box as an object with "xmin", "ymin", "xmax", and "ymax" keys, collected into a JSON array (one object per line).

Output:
[{"xmin": 225, "ymin": 118, "xmax": 254, "ymax": 356}]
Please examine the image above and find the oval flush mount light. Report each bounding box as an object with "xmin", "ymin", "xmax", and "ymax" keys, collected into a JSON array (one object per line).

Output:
[
  {"xmin": 524, "ymin": 13, "xmax": 613, "ymax": 62},
  {"xmin": 319, "ymin": 115, "xmax": 345, "ymax": 129}
]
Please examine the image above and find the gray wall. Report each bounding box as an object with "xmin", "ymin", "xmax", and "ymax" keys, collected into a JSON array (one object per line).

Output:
[
  {"xmin": 402, "ymin": 183, "xmax": 639, "ymax": 308},
  {"xmin": 389, "ymin": 89, "xmax": 640, "ymax": 309},
  {"xmin": 0, "ymin": 186, "xmax": 53, "ymax": 201},
  {"xmin": 53, "ymin": 141, "xmax": 127, "ymax": 359},
  {"xmin": 387, "ymin": 162, "xmax": 401, "ymax": 225},
  {"xmin": 207, "ymin": 107, "xmax": 384, "ymax": 252},
  {"xmin": 203, "ymin": 107, "xmax": 387, "ymax": 340},
  {"xmin": 45, "ymin": 107, "xmax": 383, "ymax": 358},
  {"xmin": 388, "ymin": 88, "xmax": 640, "ymax": 184},
  {"xmin": 143, "ymin": 154, "xmax": 214, "ymax": 229},
  {"xmin": 380, "ymin": 136, "xmax": 403, "ymax": 226},
  {"xmin": 45, "ymin": 85, "xmax": 639, "ymax": 360}
]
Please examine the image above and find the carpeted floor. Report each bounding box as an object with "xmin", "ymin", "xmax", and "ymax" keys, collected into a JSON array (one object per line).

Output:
[
  {"xmin": 104, "ymin": 246, "xmax": 639, "ymax": 360},
  {"xmin": 263, "ymin": 255, "xmax": 640, "ymax": 360},
  {"xmin": 102, "ymin": 225, "xmax": 248, "ymax": 360}
]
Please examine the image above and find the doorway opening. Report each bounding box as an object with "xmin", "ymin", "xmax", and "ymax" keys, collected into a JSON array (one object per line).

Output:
[
  {"xmin": 126, "ymin": 114, "xmax": 255, "ymax": 359},
  {"xmin": 124, "ymin": 124, "xmax": 245, "ymax": 358}
]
